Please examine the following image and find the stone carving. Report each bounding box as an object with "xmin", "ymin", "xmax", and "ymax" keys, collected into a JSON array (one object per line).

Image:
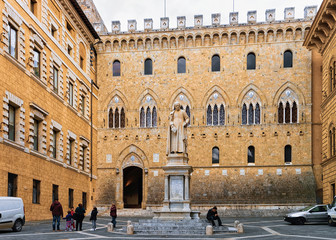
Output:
[{"xmin": 166, "ymin": 102, "xmax": 189, "ymax": 155}]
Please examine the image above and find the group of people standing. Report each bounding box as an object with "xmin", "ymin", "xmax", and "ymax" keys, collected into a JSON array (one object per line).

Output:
[{"xmin": 50, "ymin": 199, "xmax": 107, "ymax": 231}]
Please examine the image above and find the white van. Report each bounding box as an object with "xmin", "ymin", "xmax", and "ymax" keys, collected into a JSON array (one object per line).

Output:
[
  {"xmin": 328, "ymin": 195, "xmax": 336, "ymax": 226},
  {"xmin": 0, "ymin": 197, "xmax": 25, "ymax": 232}
]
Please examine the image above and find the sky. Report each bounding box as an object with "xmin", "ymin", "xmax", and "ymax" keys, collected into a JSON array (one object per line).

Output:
[{"xmin": 93, "ymin": 0, "xmax": 323, "ymax": 32}]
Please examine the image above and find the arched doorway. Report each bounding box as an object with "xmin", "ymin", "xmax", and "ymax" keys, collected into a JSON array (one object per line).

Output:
[{"xmin": 123, "ymin": 166, "xmax": 143, "ymax": 208}]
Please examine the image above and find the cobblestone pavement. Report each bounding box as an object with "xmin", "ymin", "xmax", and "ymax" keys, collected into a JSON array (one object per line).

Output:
[{"xmin": 0, "ymin": 216, "xmax": 335, "ymax": 239}]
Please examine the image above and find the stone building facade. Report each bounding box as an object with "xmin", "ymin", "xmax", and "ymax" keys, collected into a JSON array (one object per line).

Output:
[
  {"xmin": 0, "ymin": 0, "xmax": 99, "ymax": 220},
  {"xmin": 304, "ymin": 0, "xmax": 336, "ymax": 205},
  {"xmin": 95, "ymin": 7, "xmax": 323, "ymax": 214}
]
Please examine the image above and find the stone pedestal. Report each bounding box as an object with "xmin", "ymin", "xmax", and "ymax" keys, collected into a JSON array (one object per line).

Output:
[{"xmin": 154, "ymin": 153, "xmax": 200, "ymax": 220}]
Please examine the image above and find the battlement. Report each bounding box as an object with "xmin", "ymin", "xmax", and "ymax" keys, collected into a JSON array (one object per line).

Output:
[{"xmin": 104, "ymin": 6, "xmax": 317, "ymax": 35}]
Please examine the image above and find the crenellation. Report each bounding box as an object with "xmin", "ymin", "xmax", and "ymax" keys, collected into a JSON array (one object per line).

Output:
[
  {"xmin": 194, "ymin": 15, "xmax": 203, "ymax": 28},
  {"xmin": 247, "ymin": 11, "xmax": 257, "ymax": 24},
  {"xmin": 265, "ymin": 9, "xmax": 275, "ymax": 23},
  {"xmin": 284, "ymin": 7, "xmax": 295, "ymax": 20},
  {"xmin": 211, "ymin": 13, "xmax": 221, "ymax": 26},
  {"xmin": 177, "ymin": 16, "xmax": 186, "ymax": 29}
]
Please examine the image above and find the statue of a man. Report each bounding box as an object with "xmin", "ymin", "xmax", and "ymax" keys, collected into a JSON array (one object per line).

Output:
[{"xmin": 166, "ymin": 102, "xmax": 189, "ymax": 155}]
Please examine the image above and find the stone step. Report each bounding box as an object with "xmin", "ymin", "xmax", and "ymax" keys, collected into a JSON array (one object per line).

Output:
[{"xmin": 134, "ymin": 230, "xmax": 206, "ymax": 235}]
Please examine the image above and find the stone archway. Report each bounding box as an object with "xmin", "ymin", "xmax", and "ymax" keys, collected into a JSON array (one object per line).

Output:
[{"xmin": 123, "ymin": 166, "xmax": 143, "ymax": 208}]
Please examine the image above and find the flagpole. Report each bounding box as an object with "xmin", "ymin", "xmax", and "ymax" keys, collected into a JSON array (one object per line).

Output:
[
  {"xmin": 164, "ymin": 0, "xmax": 167, "ymax": 17},
  {"xmin": 233, "ymin": 0, "xmax": 235, "ymax": 12}
]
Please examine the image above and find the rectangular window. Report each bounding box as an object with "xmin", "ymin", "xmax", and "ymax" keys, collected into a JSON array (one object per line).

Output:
[
  {"xmin": 51, "ymin": 25, "xmax": 57, "ymax": 38},
  {"xmin": 53, "ymin": 67, "xmax": 58, "ymax": 93},
  {"xmin": 69, "ymin": 82, "xmax": 73, "ymax": 106},
  {"xmin": 52, "ymin": 130, "xmax": 57, "ymax": 158},
  {"xmin": 81, "ymin": 96, "xmax": 85, "ymax": 115},
  {"xmin": 8, "ymin": 173, "xmax": 18, "ymax": 197},
  {"xmin": 33, "ymin": 49, "xmax": 40, "ymax": 78},
  {"xmin": 81, "ymin": 145, "xmax": 86, "ymax": 170},
  {"xmin": 82, "ymin": 192, "xmax": 87, "ymax": 210},
  {"xmin": 332, "ymin": 183, "xmax": 335, "ymax": 202},
  {"xmin": 8, "ymin": 24, "xmax": 18, "ymax": 59},
  {"xmin": 66, "ymin": 21, "xmax": 73, "ymax": 33},
  {"xmin": 52, "ymin": 184, "xmax": 58, "ymax": 202},
  {"xmin": 80, "ymin": 56, "xmax": 84, "ymax": 69},
  {"xmin": 69, "ymin": 139, "xmax": 74, "ymax": 165},
  {"xmin": 33, "ymin": 119, "xmax": 39, "ymax": 151},
  {"xmin": 67, "ymin": 45, "xmax": 72, "ymax": 55},
  {"xmin": 68, "ymin": 188, "xmax": 74, "ymax": 208},
  {"xmin": 8, "ymin": 105, "xmax": 15, "ymax": 141},
  {"xmin": 32, "ymin": 179, "xmax": 40, "ymax": 204},
  {"xmin": 30, "ymin": 0, "xmax": 37, "ymax": 15}
]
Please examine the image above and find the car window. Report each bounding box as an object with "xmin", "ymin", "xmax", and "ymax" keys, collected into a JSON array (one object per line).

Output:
[
  {"xmin": 319, "ymin": 206, "xmax": 327, "ymax": 212},
  {"xmin": 310, "ymin": 207, "xmax": 320, "ymax": 212}
]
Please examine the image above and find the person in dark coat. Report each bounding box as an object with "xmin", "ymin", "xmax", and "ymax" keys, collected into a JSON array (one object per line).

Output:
[
  {"xmin": 206, "ymin": 206, "xmax": 223, "ymax": 227},
  {"xmin": 110, "ymin": 203, "xmax": 117, "ymax": 228},
  {"xmin": 75, "ymin": 203, "xmax": 86, "ymax": 231},
  {"xmin": 89, "ymin": 207, "xmax": 98, "ymax": 231},
  {"xmin": 50, "ymin": 199, "xmax": 63, "ymax": 231}
]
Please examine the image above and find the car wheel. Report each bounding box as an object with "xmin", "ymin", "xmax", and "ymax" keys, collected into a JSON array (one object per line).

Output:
[
  {"xmin": 12, "ymin": 219, "xmax": 23, "ymax": 232},
  {"xmin": 296, "ymin": 217, "xmax": 305, "ymax": 225},
  {"xmin": 328, "ymin": 217, "xmax": 335, "ymax": 226}
]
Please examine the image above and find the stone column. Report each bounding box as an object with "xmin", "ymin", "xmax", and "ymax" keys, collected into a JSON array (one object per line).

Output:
[
  {"xmin": 164, "ymin": 175, "xmax": 169, "ymax": 201},
  {"xmin": 184, "ymin": 174, "xmax": 189, "ymax": 200}
]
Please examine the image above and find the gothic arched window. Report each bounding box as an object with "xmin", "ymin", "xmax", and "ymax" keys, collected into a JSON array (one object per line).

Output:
[
  {"xmin": 242, "ymin": 103, "xmax": 247, "ymax": 125},
  {"xmin": 108, "ymin": 108, "xmax": 113, "ymax": 128},
  {"xmin": 285, "ymin": 145, "xmax": 292, "ymax": 163},
  {"xmin": 219, "ymin": 104, "xmax": 225, "ymax": 125},
  {"xmin": 114, "ymin": 108, "xmax": 119, "ymax": 128},
  {"xmin": 331, "ymin": 127, "xmax": 336, "ymax": 157},
  {"xmin": 113, "ymin": 60, "xmax": 121, "ymax": 76},
  {"xmin": 120, "ymin": 108, "xmax": 125, "ymax": 128},
  {"xmin": 140, "ymin": 107, "xmax": 145, "ymax": 127},
  {"xmin": 248, "ymin": 146, "xmax": 255, "ymax": 163},
  {"xmin": 207, "ymin": 105, "xmax": 212, "ymax": 125},
  {"xmin": 152, "ymin": 106, "xmax": 157, "ymax": 127},
  {"xmin": 255, "ymin": 103, "xmax": 260, "ymax": 124},
  {"xmin": 284, "ymin": 50, "xmax": 293, "ymax": 68},
  {"xmin": 146, "ymin": 107, "xmax": 151, "ymax": 127},
  {"xmin": 186, "ymin": 105, "xmax": 191, "ymax": 125},
  {"xmin": 248, "ymin": 103, "xmax": 254, "ymax": 125},
  {"xmin": 212, "ymin": 147, "xmax": 219, "ymax": 164},
  {"xmin": 278, "ymin": 102, "xmax": 284, "ymax": 123},
  {"xmin": 213, "ymin": 105, "xmax": 219, "ymax": 126},
  {"xmin": 292, "ymin": 101, "xmax": 297, "ymax": 123},
  {"xmin": 144, "ymin": 58, "xmax": 152, "ymax": 75},
  {"xmin": 247, "ymin": 52, "xmax": 256, "ymax": 70},
  {"xmin": 178, "ymin": 57, "xmax": 186, "ymax": 73},
  {"xmin": 211, "ymin": 54, "xmax": 220, "ymax": 72},
  {"xmin": 285, "ymin": 102, "xmax": 290, "ymax": 123}
]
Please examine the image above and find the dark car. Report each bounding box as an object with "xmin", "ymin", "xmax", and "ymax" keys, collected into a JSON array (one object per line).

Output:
[{"xmin": 284, "ymin": 205, "xmax": 328, "ymax": 225}]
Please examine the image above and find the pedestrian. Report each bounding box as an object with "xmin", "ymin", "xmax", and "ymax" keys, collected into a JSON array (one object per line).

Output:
[
  {"xmin": 75, "ymin": 203, "xmax": 86, "ymax": 231},
  {"xmin": 63, "ymin": 210, "xmax": 73, "ymax": 231},
  {"xmin": 206, "ymin": 206, "xmax": 223, "ymax": 227},
  {"xmin": 110, "ymin": 203, "xmax": 117, "ymax": 228},
  {"xmin": 50, "ymin": 199, "xmax": 63, "ymax": 231},
  {"xmin": 89, "ymin": 206, "xmax": 98, "ymax": 231},
  {"xmin": 70, "ymin": 207, "xmax": 75, "ymax": 230}
]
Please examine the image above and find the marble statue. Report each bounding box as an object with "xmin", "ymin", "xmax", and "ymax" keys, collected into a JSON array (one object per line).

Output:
[{"xmin": 166, "ymin": 102, "xmax": 189, "ymax": 155}]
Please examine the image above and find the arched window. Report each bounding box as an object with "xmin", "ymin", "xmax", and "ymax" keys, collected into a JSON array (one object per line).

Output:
[
  {"xmin": 144, "ymin": 58, "xmax": 152, "ymax": 75},
  {"xmin": 207, "ymin": 105, "xmax": 212, "ymax": 125},
  {"xmin": 211, "ymin": 54, "xmax": 220, "ymax": 72},
  {"xmin": 108, "ymin": 108, "xmax": 113, "ymax": 128},
  {"xmin": 247, "ymin": 52, "xmax": 256, "ymax": 70},
  {"xmin": 212, "ymin": 147, "xmax": 219, "ymax": 164},
  {"xmin": 114, "ymin": 108, "xmax": 119, "ymax": 128},
  {"xmin": 213, "ymin": 105, "xmax": 218, "ymax": 126},
  {"xmin": 285, "ymin": 145, "xmax": 292, "ymax": 163},
  {"xmin": 219, "ymin": 104, "xmax": 225, "ymax": 125},
  {"xmin": 284, "ymin": 50, "xmax": 293, "ymax": 68},
  {"xmin": 255, "ymin": 103, "xmax": 260, "ymax": 124},
  {"xmin": 248, "ymin": 103, "xmax": 254, "ymax": 125},
  {"xmin": 330, "ymin": 61, "xmax": 336, "ymax": 92},
  {"xmin": 186, "ymin": 105, "xmax": 191, "ymax": 125},
  {"xmin": 120, "ymin": 108, "xmax": 125, "ymax": 128},
  {"xmin": 242, "ymin": 103, "xmax": 247, "ymax": 125},
  {"xmin": 177, "ymin": 57, "xmax": 186, "ymax": 73},
  {"xmin": 140, "ymin": 107, "xmax": 145, "ymax": 127},
  {"xmin": 332, "ymin": 127, "xmax": 336, "ymax": 157},
  {"xmin": 248, "ymin": 146, "xmax": 255, "ymax": 163},
  {"xmin": 333, "ymin": 127, "xmax": 336, "ymax": 156},
  {"xmin": 152, "ymin": 107, "xmax": 157, "ymax": 127},
  {"xmin": 292, "ymin": 101, "xmax": 297, "ymax": 123},
  {"xmin": 113, "ymin": 60, "xmax": 121, "ymax": 76},
  {"xmin": 278, "ymin": 102, "xmax": 284, "ymax": 123},
  {"xmin": 285, "ymin": 102, "xmax": 290, "ymax": 123},
  {"xmin": 146, "ymin": 107, "xmax": 151, "ymax": 127}
]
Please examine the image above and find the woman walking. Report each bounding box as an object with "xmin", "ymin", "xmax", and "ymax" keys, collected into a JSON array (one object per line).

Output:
[
  {"xmin": 75, "ymin": 203, "xmax": 85, "ymax": 231},
  {"xmin": 110, "ymin": 203, "xmax": 117, "ymax": 228}
]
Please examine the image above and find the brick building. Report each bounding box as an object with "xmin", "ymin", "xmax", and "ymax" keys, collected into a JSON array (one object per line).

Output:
[
  {"xmin": 0, "ymin": 0, "xmax": 99, "ymax": 220},
  {"xmin": 304, "ymin": 0, "xmax": 336, "ymax": 205}
]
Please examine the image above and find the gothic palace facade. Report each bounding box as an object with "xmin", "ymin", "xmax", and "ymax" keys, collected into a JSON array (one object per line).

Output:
[{"xmin": 94, "ymin": 7, "xmax": 323, "ymax": 213}]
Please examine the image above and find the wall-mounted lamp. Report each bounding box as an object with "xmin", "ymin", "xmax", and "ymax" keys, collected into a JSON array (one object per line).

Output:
[{"xmin": 144, "ymin": 168, "xmax": 148, "ymax": 174}]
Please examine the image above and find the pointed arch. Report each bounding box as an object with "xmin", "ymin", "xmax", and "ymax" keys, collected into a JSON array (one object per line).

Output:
[
  {"xmin": 237, "ymin": 84, "xmax": 267, "ymax": 107},
  {"xmin": 272, "ymin": 81, "xmax": 306, "ymax": 106},
  {"xmin": 103, "ymin": 89, "xmax": 129, "ymax": 111},
  {"xmin": 136, "ymin": 88, "xmax": 161, "ymax": 110},
  {"xmin": 117, "ymin": 144, "xmax": 149, "ymax": 169},
  {"xmin": 169, "ymin": 87, "xmax": 194, "ymax": 110},
  {"xmin": 202, "ymin": 85, "xmax": 231, "ymax": 108}
]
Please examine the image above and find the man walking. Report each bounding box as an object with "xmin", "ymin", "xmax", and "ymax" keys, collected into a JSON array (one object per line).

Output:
[
  {"xmin": 50, "ymin": 199, "xmax": 63, "ymax": 231},
  {"xmin": 206, "ymin": 206, "xmax": 223, "ymax": 227}
]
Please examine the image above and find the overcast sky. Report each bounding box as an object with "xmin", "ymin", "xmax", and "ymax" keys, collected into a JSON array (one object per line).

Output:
[{"xmin": 93, "ymin": 0, "xmax": 322, "ymax": 32}]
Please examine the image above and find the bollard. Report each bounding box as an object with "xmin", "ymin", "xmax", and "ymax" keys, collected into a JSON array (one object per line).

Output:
[
  {"xmin": 234, "ymin": 220, "xmax": 240, "ymax": 228},
  {"xmin": 237, "ymin": 223, "xmax": 244, "ymax": 233},
  {"xmin": 127, "ymin": 224, "xmax": 134, "ymax": 235},
  {"xmin": 206, "ymin": 225, "xmax": 213, "ymax": 235},
  {"xmin": 107, "ymin": 223, "xmax": 114, "ymax": 232}
]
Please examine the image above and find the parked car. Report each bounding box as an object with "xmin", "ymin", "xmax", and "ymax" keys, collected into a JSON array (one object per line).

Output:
[
  {"xmin": 0, "ymin": 197, "xmax": 25, "ymax": 232},
  {"xmin": 328, "ymin": 196, "xmax": 336, "ymax": 226},
  {"xmin": 284, "ymin": 204, "xmax": 328, "ymax": 225}
]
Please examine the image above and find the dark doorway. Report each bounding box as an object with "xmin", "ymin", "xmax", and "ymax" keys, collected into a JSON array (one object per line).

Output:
[{"xmin": 123, "ymin": 166, "xmax": 143, "ymax": 208}]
